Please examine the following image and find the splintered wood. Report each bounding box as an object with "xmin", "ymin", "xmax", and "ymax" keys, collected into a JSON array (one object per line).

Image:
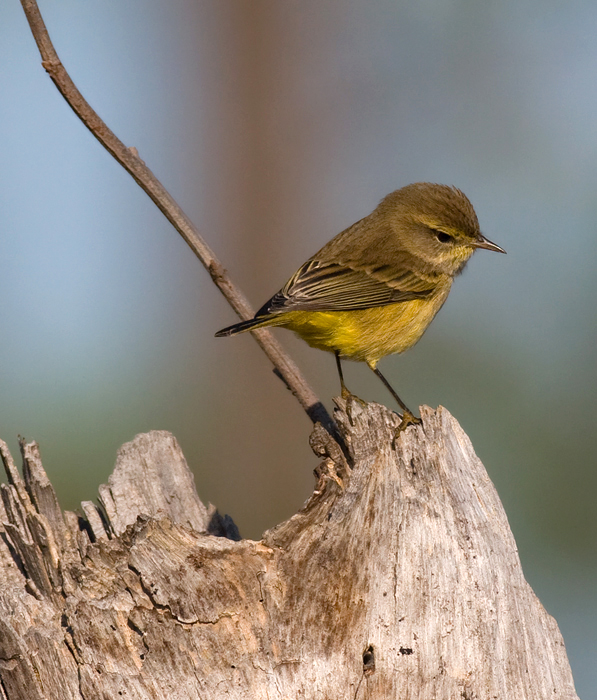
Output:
[{"xmin": 0, "ymin": 404, "xmax": 579, "ymax": 699}]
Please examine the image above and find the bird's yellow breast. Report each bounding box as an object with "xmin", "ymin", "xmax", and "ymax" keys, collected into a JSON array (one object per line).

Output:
[{"xmin": 279, "ymin": 283, "xmax": 451, "ymax": 367}]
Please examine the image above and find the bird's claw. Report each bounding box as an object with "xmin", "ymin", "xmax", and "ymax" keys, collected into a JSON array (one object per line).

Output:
[
  {"xmin": 340, "ymin": 387, "xmax": 368, "ymax": 423},
  {"xmin": 395, "ymin": 410, "xmax": 422, "ymax": 436},
  {"xmin": 341, "ymin": 386, "xmax": 368, "ymax": 407}
]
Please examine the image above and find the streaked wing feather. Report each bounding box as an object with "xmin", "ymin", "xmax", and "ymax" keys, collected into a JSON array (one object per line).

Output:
[{"xmin": 257, "ymin": 260, "xmax": 434, "ymax": 315}]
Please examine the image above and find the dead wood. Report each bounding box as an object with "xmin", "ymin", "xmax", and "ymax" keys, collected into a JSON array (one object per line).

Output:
[{"xmin": 0, "ymin": 403, "xmax": 579, "ymax": 699}]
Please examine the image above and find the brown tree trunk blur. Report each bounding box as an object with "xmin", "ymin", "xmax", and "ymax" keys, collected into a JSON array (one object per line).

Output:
[{"xmin": 0, "ymin": 400, "xmax": 579, "ymax": 699}]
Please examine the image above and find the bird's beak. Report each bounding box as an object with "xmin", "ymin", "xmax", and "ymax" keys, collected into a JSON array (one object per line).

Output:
[{"xmin": 474, "ymin": 234, "xmax": 506, "ymax": 254}]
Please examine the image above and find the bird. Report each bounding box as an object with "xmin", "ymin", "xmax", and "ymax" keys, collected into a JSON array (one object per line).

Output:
[{"xmin": 216, "ymin": 182, "xmax": 505, "ymax": 426}]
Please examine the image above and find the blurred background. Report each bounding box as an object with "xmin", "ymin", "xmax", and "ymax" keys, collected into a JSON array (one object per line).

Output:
[{"xmin": 1, "ymin": 1, "xmax": 596, "ymax": 694}]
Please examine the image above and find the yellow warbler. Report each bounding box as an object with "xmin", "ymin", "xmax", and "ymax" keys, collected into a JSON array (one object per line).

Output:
[{"xmin": 216, "ymin": 182, "xmax": 505, "ymax": 425}]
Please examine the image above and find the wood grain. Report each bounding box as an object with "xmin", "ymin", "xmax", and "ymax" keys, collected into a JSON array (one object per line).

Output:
[{"xmin": 0, "ymin": 404, "xmax": 579, "ymax": 698}]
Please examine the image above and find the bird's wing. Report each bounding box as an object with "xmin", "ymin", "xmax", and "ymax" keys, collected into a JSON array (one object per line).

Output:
[{"xmin": 256, "ymin": 260, "xmax": 434, "ymax": 315}]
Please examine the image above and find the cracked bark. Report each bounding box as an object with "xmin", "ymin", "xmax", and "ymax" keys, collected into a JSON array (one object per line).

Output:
[{"xmin": 0, "ymin": 403, "xmax": 579, "ymax": 699}]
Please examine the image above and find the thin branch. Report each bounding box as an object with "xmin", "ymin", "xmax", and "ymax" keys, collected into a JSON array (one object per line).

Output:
[{"xmin": 19, "ymin": 0, "xmax": 333, "ymax": 432}]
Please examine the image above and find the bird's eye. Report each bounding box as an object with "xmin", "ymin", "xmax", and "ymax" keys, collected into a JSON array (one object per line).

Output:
[{"xmin": 434, "ymin": 230, "xmax": 453, "ymax": 244}]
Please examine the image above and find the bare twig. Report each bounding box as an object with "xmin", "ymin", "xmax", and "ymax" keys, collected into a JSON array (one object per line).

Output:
[{"xmin": 19, "ymin": 0, "xmax": 333, "ymax": 432}]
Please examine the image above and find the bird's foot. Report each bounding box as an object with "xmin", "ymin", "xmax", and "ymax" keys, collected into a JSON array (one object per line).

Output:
[
  {"xmin": 395, "ymin": 410, "xmax": 422, "ymax": 436},
  {"xmin": 340, "ymin": 386, "xmax": 368, "ymax": 407},
  {"xmin": 340, "ymin": 386, "xmax": 368, "ymax": 423}
]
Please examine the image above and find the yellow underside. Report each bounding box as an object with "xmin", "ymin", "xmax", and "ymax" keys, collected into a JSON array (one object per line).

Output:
[{"xmin": 270, "ymin": 291, "xmax": 449, "ymax": 367}]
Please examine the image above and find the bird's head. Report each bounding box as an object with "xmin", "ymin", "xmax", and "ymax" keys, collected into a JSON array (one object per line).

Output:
[{"xmin": 379, "ymin": 183, "xmax": 505, "ymax": 276}]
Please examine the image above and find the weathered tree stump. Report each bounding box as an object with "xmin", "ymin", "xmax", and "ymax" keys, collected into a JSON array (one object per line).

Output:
[{"xmin": 0, "ymin": 402, "xmax": 579, "ymax": 699}]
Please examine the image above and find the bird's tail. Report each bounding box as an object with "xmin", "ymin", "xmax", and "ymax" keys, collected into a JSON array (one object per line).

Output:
[{"xmin": 215, "ymin": 315, "xmax": 281, "ymax": 337}]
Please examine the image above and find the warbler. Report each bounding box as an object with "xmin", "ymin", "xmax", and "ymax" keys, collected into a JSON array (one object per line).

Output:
[{"xmin": 216, "ymin": 183, "xmax": 505, "ymax": 425}]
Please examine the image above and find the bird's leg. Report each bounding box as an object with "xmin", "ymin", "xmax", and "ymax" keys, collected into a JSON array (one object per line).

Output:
[
  {"xmin": 370, "ymin": 365, "xmax": 421, "ymax": 431},
  {"xmin": 335, "ymin": 351, "xmax": 349, "ymax": 399},
  {"xmin": 335, "ymin": 351, "xmax": 367, "ymax": 407}
]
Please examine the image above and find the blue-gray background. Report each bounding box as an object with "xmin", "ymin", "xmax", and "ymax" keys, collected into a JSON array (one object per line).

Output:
[{"xmin": 2, "ymin": 2, "xmax": 595, "ymax": 695}]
